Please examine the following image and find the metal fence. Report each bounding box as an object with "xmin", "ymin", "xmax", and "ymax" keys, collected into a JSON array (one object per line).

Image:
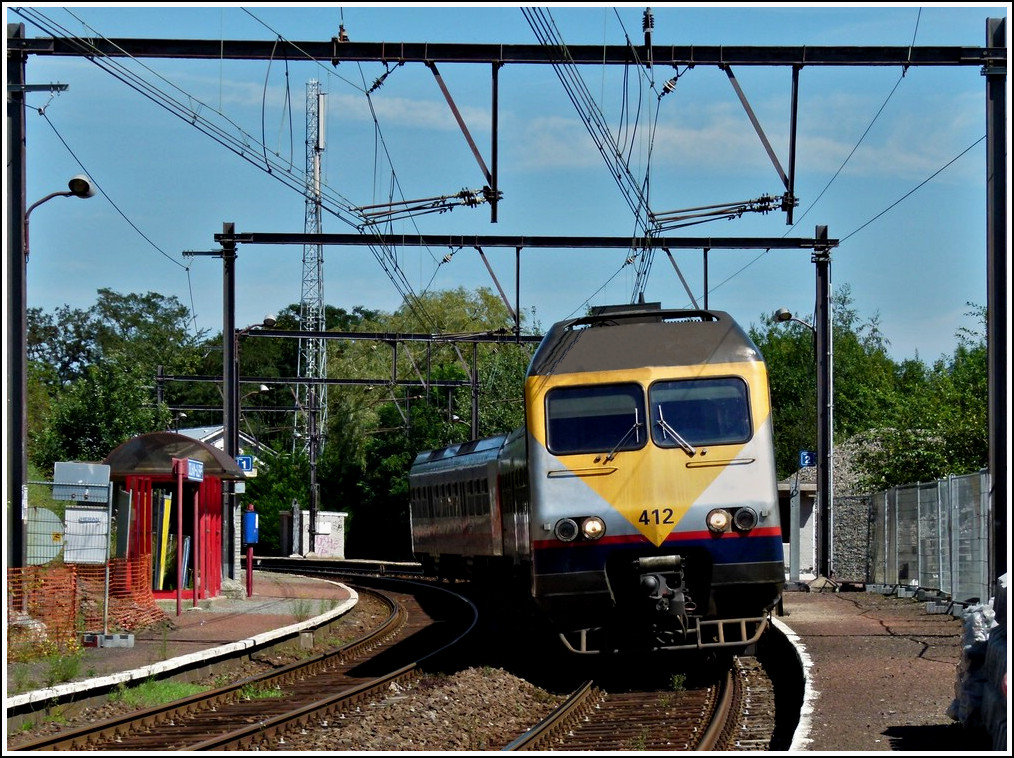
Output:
[
  {"xmin": 9, "ymin": 479, "xmax": 167, "ymax": 658},
  {"xmin": 831, "ymin": 470, "xmax": 992, "ymax": 605}
]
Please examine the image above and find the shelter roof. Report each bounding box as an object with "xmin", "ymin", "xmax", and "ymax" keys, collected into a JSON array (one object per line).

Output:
[{"xmin": 103, "ymin": 431, "xmax": 246, "ymax": 480}]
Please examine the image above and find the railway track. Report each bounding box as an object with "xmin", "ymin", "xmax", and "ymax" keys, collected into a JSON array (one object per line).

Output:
[
  {"xmin": 263, "ymin": 561, "xmax": 795, "ymax": 751},
  {"xmin": 506, "ymin": 654, "xmax": 777, "ymax": 751},
  {"xmin": 11, "ymin": 579, "xmax": 476, "ymax": 751}
]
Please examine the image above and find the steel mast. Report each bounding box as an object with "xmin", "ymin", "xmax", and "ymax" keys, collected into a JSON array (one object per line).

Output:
[{"xmin": 296, "ymin": 79, "xmax": 327, "ymax": 551}]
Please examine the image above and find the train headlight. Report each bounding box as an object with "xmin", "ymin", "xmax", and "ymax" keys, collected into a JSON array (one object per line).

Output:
[
  {"xmin": 707, "ymin": 508, "xmax": 732, "ymax": 534},
  {"xmin": 581, "ymin": 516, "xmax": 606, "ymax": 540},
  {"xmin": 733, "ymin": 507, "xmax": 758, "ymax": 531},
  {"xmin": 554, "ymin": 518, "xmax": 580, "ymax": 542}
]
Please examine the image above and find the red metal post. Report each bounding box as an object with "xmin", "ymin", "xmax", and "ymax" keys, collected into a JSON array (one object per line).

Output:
[
  {"xmin": 172, "ymin": 458, "xmax": 184, "ymax": 617},
  {"xmin": 192, "ymin": 487, "xmax": 200, "ymax": 607}
]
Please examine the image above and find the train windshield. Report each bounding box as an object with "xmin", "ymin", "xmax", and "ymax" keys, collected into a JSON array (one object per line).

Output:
[
  {"xmin": 545, "ymin": 384, "xmax": 646, "ymax": 456},
  {"xmin": 649, "ymin": 377, "xmax": 751, "ymax": 447}
]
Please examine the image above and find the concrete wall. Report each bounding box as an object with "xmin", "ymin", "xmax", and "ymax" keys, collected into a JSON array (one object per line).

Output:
[{"xmin": 289, "ymin": 506, "xmax": 348, "ymax": 559}]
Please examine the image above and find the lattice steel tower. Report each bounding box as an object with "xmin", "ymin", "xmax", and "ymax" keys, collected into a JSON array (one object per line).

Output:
[{"xmin": 296, "ymin": 79, "xmax": 327, "ymax": 467}]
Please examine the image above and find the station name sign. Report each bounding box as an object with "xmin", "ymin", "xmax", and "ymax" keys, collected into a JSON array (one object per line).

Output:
[{"xmin": 172, "ymin": 457, "xmax": 205, "ymax": 482}]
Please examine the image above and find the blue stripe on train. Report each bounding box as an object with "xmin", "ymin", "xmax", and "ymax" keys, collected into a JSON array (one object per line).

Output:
[{"xmin": 531, "ymin": 533, "xmax": 784, "ymax": 574}]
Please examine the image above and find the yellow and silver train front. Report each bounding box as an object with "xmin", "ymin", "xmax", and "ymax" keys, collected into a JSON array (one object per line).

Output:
[{"xmin": 523, "ymin": 306, "xmax": 785, "ymax": 654}]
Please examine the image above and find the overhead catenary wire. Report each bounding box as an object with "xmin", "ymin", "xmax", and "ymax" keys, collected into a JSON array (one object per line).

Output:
[
  {"xmin": 34, "ymin": 109, "xmax": 204, "ymax": 334},
  {"xmin": 14, "ymin": 7, "xmax": 990, "ymax": 335},
  {"xmin": 16, "ymin": 6, "xmax": 438, "ymax": 335},
  {"xmin": 243, "ymin": 7, "xmax": 441, "ymax": 333},
  {"xmin": 679, "ymin": 6, "xmax": 984, "ymax": 308}
]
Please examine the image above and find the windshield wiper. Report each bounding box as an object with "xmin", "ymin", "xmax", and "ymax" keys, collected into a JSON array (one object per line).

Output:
[
  {"xmin": 656, "ymin": 405, "xmax": 697, "ymax": 456},
  {"xmin": 603, "ymin": 409, "xmax": 642, "ymax": 463}
]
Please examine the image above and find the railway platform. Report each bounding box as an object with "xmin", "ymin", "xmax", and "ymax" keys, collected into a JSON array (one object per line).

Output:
[
  {"xmin": 777, "ymin": 581, "xmax": 1002, "ymax": 752},
  {"xmin": 6, "ymin": 569, "xmax": 355, "ymax": 712},
  {"xmin": 7, "ymin": 568, "xmax": 1006, "ymax": 752}
]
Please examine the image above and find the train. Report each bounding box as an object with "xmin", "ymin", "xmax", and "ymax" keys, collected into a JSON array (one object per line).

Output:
[{"xmin": 408, "ymin": 303, "xmax": 785, "ymax": 655}]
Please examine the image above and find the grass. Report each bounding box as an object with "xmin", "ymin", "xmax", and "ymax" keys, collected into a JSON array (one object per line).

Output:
[
  {"xmin": 239, "ymin": 682, "xmax": 286, "ymax": 699},
  {"xmin": 108, "ymin": 678, "xmax": 207, "ymax": 708},
  {"xmin": 290, "ymin": 596, "xmax": 341, "ymax": 623}
]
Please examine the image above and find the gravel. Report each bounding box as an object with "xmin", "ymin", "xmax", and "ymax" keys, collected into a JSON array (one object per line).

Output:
[
  {"xmin": 266, "ymin": 667, "xmax": 565, "ymax": 751},
  {"xmin": 6, "ymin": 592, "xmax": 564, "ymax": 751}
]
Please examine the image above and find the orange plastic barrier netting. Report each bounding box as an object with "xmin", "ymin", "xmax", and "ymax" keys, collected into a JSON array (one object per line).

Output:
[{"xmin": 7, "ymin": 558, "xmax": 169, "ymax": 660}]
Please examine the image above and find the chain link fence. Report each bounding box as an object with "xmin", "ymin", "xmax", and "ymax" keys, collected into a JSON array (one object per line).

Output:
[{"xmin": 831, "ymin": 470, "xmax": 992, "ymax": 605}]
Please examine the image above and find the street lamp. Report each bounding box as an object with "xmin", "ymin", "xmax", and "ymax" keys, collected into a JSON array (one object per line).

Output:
[
  {"xmin": 8, "ymin": 174, "xmax": 95, "ymax": 569},
  {"xmin": 240, "ymin": 384, "xmax": 270, "ymax": 440},
  {"xmin": 774, "ymin": 307, "xmax": 815, "ymax": 333},
  {"xmin": 24, "ymin": 174, "xmax": 96, "ymax": 260},
  {"xmin": 242, "ymin": 383, "xmax": 271, "ymax": 402},
  {"xmin": 775, "ymin": 305, "xmax": 833, "ymax": 583}
]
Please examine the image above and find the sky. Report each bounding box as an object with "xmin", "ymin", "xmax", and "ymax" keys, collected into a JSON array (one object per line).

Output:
[{"xmin": 4, "ymin": 3, "xmax": 1010, "ymax": 363}]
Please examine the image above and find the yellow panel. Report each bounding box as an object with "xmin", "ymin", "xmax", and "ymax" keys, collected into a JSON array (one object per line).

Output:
[{"xmin": 527, "ymin": 363, "xmax": 767, "ymax": 547}]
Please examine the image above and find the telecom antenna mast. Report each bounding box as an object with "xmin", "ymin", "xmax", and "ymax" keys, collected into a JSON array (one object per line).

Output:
[{"xmin": 296, "ymin": 79, "xmax": 327, "ymax": 543}]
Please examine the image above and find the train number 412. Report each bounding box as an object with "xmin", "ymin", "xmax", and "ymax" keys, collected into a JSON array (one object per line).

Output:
[{"xmin": 638, "ymin": 508, "xmax": 675, "ymax": 525}]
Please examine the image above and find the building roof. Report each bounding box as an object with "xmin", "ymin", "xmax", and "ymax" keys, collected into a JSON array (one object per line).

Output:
[{"xmin": 175, "ymin": 425, "xmax": 277, "ymax": 461}]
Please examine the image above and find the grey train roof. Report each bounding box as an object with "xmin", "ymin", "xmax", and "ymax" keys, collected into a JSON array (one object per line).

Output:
[{"xmin": 528, "ymin": 304, "xmax": 763, "ymax": 377}]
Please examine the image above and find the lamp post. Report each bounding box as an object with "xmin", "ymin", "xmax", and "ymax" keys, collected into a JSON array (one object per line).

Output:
[
  {"xmin": 223, "ymin": 315, "xmax": 275, "ymax": 580},
  {"xmin": 240, "ymin": 384, "xmax": 270, "ymax": 441},
  {"xmin": 775, "ymin": 306, "xmax": 833, "ymax": 582},
  {"xmin": 8, "ymin": 174, "xmax": 95, "ymax": 569}
]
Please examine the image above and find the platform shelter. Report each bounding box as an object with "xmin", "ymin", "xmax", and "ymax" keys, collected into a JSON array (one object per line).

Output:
[{"xmin": 103, "ymin": 431, "xmax": 245, "ymax": 607}]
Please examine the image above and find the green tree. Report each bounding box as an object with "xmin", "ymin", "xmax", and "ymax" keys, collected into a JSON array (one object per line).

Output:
[
  {"xmin": 755, "ymin": 289, "xmax": 987, "ymax": 491},
  {"xmin": 752, "ymin": 283, "xmax": 905, "ymax": 481},
  {"xmin": 33, "ymin": 355, "xmax": 171, "ymax": 468},
  {"xmin": 28, "ymin": 289, "xmax": 208, "ymax": 474},
  {"xmin": 855, "ymin": 304, "xmax": 988, "ymax": 490},
  {"xmin": 320, "ymin": 287, "xmax": 531, "ymax": 557},
  {"xmin": 242, "ymin": 452, "xmax": 309, "ymax": 555},
  {"xmin": 27, "ymin": 304, "xmax": 101, "ymax": 385}
]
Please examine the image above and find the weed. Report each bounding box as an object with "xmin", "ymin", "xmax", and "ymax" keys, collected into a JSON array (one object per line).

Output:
[
  {"xmin": 9, "ymin": 666, "xmax": 36, "ymax": 694},
  {"xmin": 292, "ymin": 597, "xmax": 314, "ymax": 622},
  {"xmin": 669, "ymin": 673, "xmax": 686, "ymax": 692},
  {"xmin": 321, "ymin": 633, "xmax": 350, "ymax": 648},
  {"xmin": 43, "ymin": 652, "xmax": 82, "ymax": 687},
  {"xmin": 44, "ymin": 704, "xmax": 69, "ymax": 725},
  {"xmin": 318, "ymin": 597, "xmax": 340, "ymax": 614},
  {"xmin": 626, "ymin": 728, "xmax": 650, "ymax": 750}
]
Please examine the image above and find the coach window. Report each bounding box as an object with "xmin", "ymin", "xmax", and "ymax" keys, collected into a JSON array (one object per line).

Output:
[
  {"xmin": 546, "ymin": 384, "xmax": 646, "ymax": 456},
  {"xmin": 649, "ymin": 377, "xmax": 751, "ymax": 447}
]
